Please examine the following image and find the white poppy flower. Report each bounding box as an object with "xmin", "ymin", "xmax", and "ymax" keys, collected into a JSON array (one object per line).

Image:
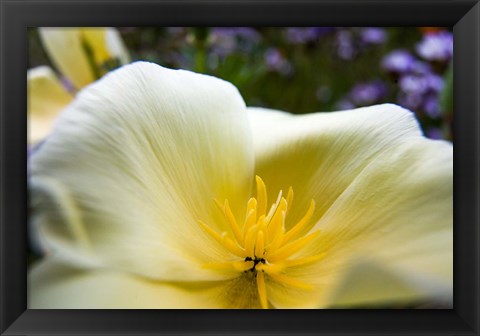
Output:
[{"xmin": 28, "ymin": 62, "xmax": 452, "ymax": 309}]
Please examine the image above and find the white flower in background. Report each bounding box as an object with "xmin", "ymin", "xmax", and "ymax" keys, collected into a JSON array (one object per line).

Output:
[
  {"xmin": 29, "ymin": 62, "xmax": 452, "ymax": 309},
  {"xmin": 28, "ymin": 28, "xmax": 130, "ymax": 144}
]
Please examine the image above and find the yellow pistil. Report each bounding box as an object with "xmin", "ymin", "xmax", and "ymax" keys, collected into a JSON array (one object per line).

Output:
[{"xmin": 199, "ymin": 176, "xmax": 320, "ymax": 309}]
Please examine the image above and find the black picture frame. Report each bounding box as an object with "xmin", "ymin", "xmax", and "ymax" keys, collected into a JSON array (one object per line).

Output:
[{"xmin": 1, "ymin": 0, "xmax": 479, "ymax": 335}]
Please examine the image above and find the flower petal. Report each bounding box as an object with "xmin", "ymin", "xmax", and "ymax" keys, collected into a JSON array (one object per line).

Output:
[
  {"xmin": 29, "ymin": 257, "xmax": 225, "ymax": 308},
  {"xmin": 308, "ymin": 138, "xmax": 453, "ymax": 306},
  {"xmin": 105, "ymin": 28, "xmax": 130, "ymax": 65},
  {"xmin": 28, "ymin": 66, "xmax": 73, "ymax": 144},
  {"xmin": 30, "ymin": 62, "xmax": 254, "ymax": 281},
  {"xmin": 324, "ymin": 259, "xmax": 443, "ymax": 308},
  {"xmin": 39, "ymin": 27, "xmax": 129, "ymax": 89},
  {"xmin": 39, "ymin": 28, "xmax": 96, "ymax": 88},
  {"xmin": 248, "ymin": 104, "xmax": 422, "ymax": 228},
  {"xmin": 276, "ymin": 138, "xmax": 452, "ymax": 307}
]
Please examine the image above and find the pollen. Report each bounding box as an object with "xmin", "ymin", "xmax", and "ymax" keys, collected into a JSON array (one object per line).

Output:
[{"xmin": 198, "ymin": 176, "xmax": 323, "ymax": 309}]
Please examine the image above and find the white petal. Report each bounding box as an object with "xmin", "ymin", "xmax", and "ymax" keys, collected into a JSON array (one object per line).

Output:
[
  {"xmin": 29, "ymin": 257, "xmax": 225, "ymax": 308},
  {"xmin": 28, "ymin": 66, "xmax": 73, "ymax": 144},
  {"xmin": 310, "ymin": 138, "xmax": 453, "ymax": 305},
  {"xmin": 30, "ymin": 257, "xmax": 267, "ymax": 309},
  {"xmin": 279, "ymin": 139, "xmax": 452, "ymax": 307},
  {"xmin": 324, "ymin": 259, "xmax": 446, "ymax": 307},
  {"xmin": 30, "ymin": 62, "xmax": 254, "ymax": 281}
]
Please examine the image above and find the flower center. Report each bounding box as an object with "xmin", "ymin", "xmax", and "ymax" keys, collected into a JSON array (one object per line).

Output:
[{"xmin": 198, "ymin": 176, "xmax": 323, "ymax": 309}]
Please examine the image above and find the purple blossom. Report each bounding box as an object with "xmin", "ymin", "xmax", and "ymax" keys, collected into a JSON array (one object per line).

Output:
[
  {"xmin": 399, "ymin": 75, "xmax": 429, "ymax": 95},
  {"xmin": 349, "ymin": 80, "xmax": 387, "ymax": 105},
  {"xmin": 231, "ymin": 28, "xmax": 261, "ymax": 40},
  {"xmin": 264, "ymin": 48, "xmax": 283, "ymax": 68},
  {"xmin": 423, "ymin": 95, "xmax": 442, "ymax": 119},
  {"xmin": 211, "ymin": 27, "xmax": 260, "ymax": 41},
  {"xmin": 264, "ymin": 48, "xmax": 293, "ymax": 75},
  {"xmin": 399, "ymin": 73, "xmax": 444, "ymax": 96},
  {"xmin": 410, "ymin": 60, "xmax": 432, "ymax": 75},
  {"xmin": 285, "ymin": 27, "xmax": 333, "ymax": 44},
  {"xmin": 315, "ymin": 27, "xmax": 335, "ymax": 35},
  {"xmin": 425, "ymin": 127, "xmax": 444, "ymax": 140},
  {"xmin": 416, "ymin": 31, "xmax": 453, "ymax": 62},
  {"xmin": 336, "ymin": 99, "xmax": 356, "ymax": 110},
  {"xmin": 425, "ymin": 73, "xmax": 444, "ymax": 93},
  {"xmin": 381, "ymin": 50, "xmax": 415, "ymax": 74},
  {"xmin": 360, "ymin": 27, "xmax": 387, "ymax": 45},
  {"xmin": 286, "ymin": 28, "xmax": 318, "ymax": 44},
  {"xmin": 397, "ymin": 70, "xmax": 444, "ymax": 116},
  {"xmin": 336, "ymin": 30, "xmax": 356, "ymax": 60},
  {"xmin": 209, "ymin": 28, "xmax": 260, "ymax": 58},
  {"xmin": 397, "ymin": 91, "xmax": 423, "ymax": 110},
  {"xmin": 209, "ymin": 31, "xmax": 236, "ymax": 57}
]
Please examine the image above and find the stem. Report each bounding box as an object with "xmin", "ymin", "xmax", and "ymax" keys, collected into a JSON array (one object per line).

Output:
[
  {"xmin": 81, "ymin": 39, "xmax": 102, "ymax": 80},
  {"xmin": 193, "ymin": 28, "xmax": 209, "ymax": 73},
  {"xmin": 195, "ymin": 44, "xmax": 206, "ymax": 73}
]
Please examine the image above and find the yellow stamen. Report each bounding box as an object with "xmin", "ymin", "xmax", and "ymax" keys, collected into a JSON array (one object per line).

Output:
[
  {"xmin": 244, "ymin": 198, "xmax": 257, "ymax": 231},
  {"xmin": 265, "ymin": 211, "xmax": 286, "ymax": 253},
  {"xmin": 224, "ymin": 200, "xmax": 244, "ymax": 245},
  {"xmin": 267, "ymin": 231, "xmax": 320, "ymax": 262},
  {"xmin": 246, "ymin": 197, "xmax": 257, "ymax": 218},
  {"xmin": 198, "ymin": 220, "xmax": 225, "ymax": 246},
  {"xmin": 199, "ymin": 177, "xmax": 321, "ymax": 309},
  {"xmin": 244, "ymin": 210, "xmax": 255, "ymax": 234},
  {"xmin": 257, "ymin": 215, "xmax": 269, "ymax": 242},
  {"xmin": 256, "ymin": 262, "xmax": 285, "ymax": 274},
  {"xmin": 267, "ymin": 198, "xmax": 287, "ymax": 240},
  {"xmin": 265, "ymin": 190, "xmax": 283, "ymax": 222},
  {"xmin": 286, "ymin": 186, "xmax": 294, "ymax": 211},
  {"xmin": 244, "ymin": 225, "xmax": 257, "ymax": 257},
  {"xmin": 256, "ymin": 176, "xmax": 267, "ymax": 216},
  {"xmin": 214, "ymin": 198, "xmax": 225, "ymax": 212},
  {"xmin": 283, "ymin": 200, "xmax": 316, "ymax": 243},
  {"xmin": 256, "ymin": 214, "xmax": 266, "ymax": 228},
  {"xmin": 256, "ymin": 271, "xmax": 268, "ymax": 309},
  {"xmin": 198, "ymin": 221, "xmax": 246, "ymax": 258},
  {"xmin": 222, "ymin": 236, "xmax": 248, "ymax": 258},
  {"xmin": 255, "ymin": 231, "xmax": 265, "ymax": 258}
]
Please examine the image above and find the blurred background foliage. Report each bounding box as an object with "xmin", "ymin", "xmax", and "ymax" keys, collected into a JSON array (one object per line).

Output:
[{"xmin": 28, "ymin": 27, "xmax": 453, "ymax": 140}]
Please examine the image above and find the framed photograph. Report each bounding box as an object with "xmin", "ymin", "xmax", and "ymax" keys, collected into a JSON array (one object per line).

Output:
[{"xmin": 1, "ymin": 0, "xmax": 479, "ymax": 335}]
